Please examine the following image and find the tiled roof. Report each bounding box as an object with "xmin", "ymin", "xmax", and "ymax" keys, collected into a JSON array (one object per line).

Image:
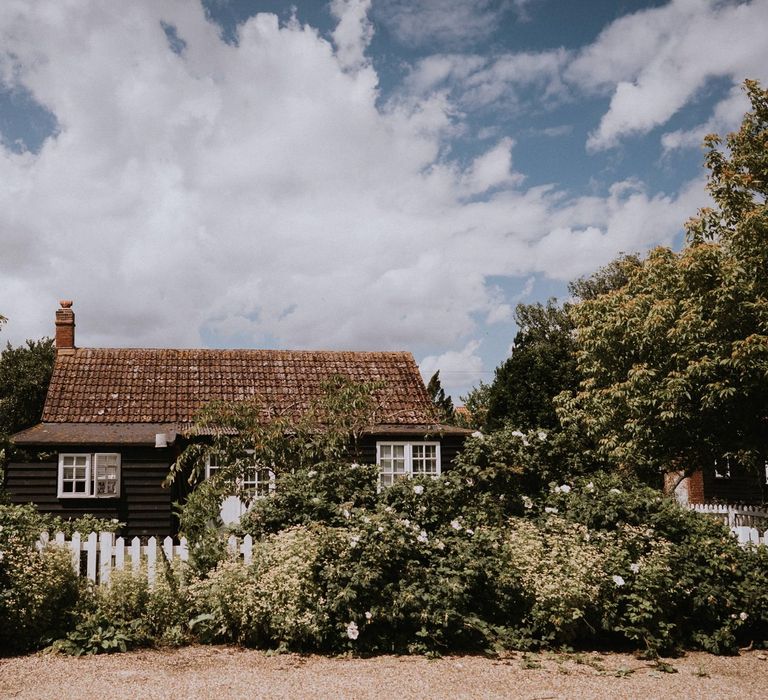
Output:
[{"xmin": 42, "ymin": 348, "xmax": 437, "ymax": 425}]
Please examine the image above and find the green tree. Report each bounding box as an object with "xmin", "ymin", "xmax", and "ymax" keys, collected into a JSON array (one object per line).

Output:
[
  {"xmin": 0, "ymin": 337, "xmax": 56, "ymax": 467},
  {"xmin": 484, "ymin": 300, "xmax": 578, "ymax": 431},
  {"xmin": 426, "ymin": 370, "xmax": 455, "ymax": 423},
  {"xmin": 0, "ymin": 338, "xmax": 55, "ymax": 437},
  {"xmin": 456, "ymin": 381, "xmax": 491, "ymax": 429},
  {"xmin": 558, "ymin": 80, "xmax": 768, "ymax": 482}
]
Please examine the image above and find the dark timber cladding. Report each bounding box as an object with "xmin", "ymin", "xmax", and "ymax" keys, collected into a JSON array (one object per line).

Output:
[{"xmin": 6, "ymin": 447, "xmax": 175, "ymax": 537}]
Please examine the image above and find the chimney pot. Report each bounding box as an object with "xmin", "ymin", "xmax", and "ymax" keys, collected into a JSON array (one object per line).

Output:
[{"xmin": 55, "ymin": 300, "xmax": 76, "ymax": 353}]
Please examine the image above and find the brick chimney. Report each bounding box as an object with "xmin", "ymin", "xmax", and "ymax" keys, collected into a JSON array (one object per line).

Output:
[{"xmin": 55, "ymin": 300, "xmax": 76, "ymax": 354}]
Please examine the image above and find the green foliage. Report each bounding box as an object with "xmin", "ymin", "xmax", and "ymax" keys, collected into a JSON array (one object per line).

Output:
[
  {"xmin": 485, "ymin": 300, "xmax": 578, "ymax": 432},
  {"xmin": 0, "ymin": 337, "xmax": 55, "ymax": 436},
  {"xmin": 457, "ymin": 381, "xmax": 491, "ymax": 429},
  {"xmin": 167, "ymin": 376, "xmax": 384, "ymax": 551},
  {"xmin": 426, "ymin": 371, "xmax": 455, "ymax": 423},
  {"xmin": 454, "ymin": 425, "xmax": 599, "ymax": 498},
  {"xmin": 537, "ymin": 474, "xmax": 768, "ymax": 655},
  {"xmin": 236, "ymin": 460, "xmax": 379, "ymax": 539},
  {"xmin": 558, "ymin": 81, "xmax": 768, "ymax": 480},
  {"xmin": 0, "ymin": 505, "xmax": 81, "ymax": 652},
  {"xmin": 50, "ymin": 561, "xmax": 192, "ymax": 655}
]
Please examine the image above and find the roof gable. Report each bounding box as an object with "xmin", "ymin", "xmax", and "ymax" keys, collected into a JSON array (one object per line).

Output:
[{"xmin": 42, "ymin": 348, "xmax": 437, "ymax": 426}]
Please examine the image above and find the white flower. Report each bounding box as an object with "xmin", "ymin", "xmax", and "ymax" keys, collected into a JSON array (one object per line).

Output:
[
  {"xmin": 537, "ymin": 431, "xmax": 547, "ymax": 441},
  {"xmin": 435, "ymin": 540, "xmax": 445, "ymax": 550},
  {"xmin": 307, "ymin": 470, "xmax": 317, "ymax": 478},
  {"xmin": 413, "ymin": 485, "xmax": 424, "ymax": 495},
  {"xmin": 402, "ymin": 518, "xmax": 411, "ymax": 527},
  {"xmin": 342, "ymin": 508, "xmax": 351, "ymax": 519},
  {"xmin": 385, "ymin": 506, "xmax": 394, "ymax": 513},
  {"xmin": 511, "ymin": 430, "xmax": 524, "ymax": 438},
  {"xmin": 364, "ymin": 611, "xmax": 372, "ymax": 620},
  {"xmin": 522, "ymin": 496, "xmax": 533, "ymax": 510},
  {"xmin": 377, "ymin": 526, "xmax": 384, "ymax": 533},
  {"xmin": 629, "ymin": 562, "xmax": 641, "ymax": 574},
  {"xmin": 544, "ymin": 507, "xmax": 558, "ymax": 514},
  {"xmin": 346, "ymin": 621, "xmax": 359, "ymax": 640},
  {"xmin": 417, "ymin": 530, "xmax": 428, "ymax": 543},
  {"xmin": 349, "ymin": 535, "xmax": 360, "ymax": 548},
  {"xmin": 585, "ymin": 482, "xmax": 595, "ymax": 492},
  {"xmin": 362, "ymin": 516, "xmax": 371, "ymax": 524},
  {"xmin": 350, "ymin": 462, "xmax": 360, "ymax": 469},
  {"xmin": 609, "ymin": 488, "xmax": 621, "ymax": 494},
  {"xmin": 612, "ymin": 575, "xmax": 626, "ymax": 587},
  {"xmin": 472, "ymin": 430, "xmax": 483, "ymax": 439},
  {"xmin": 740, "ymin": 612, "xmax": 748, "ymax": 621},
  {"xmin": 465, "ymin": 528, "xmax": 475, "ymax": 535},
  {"xmin": 557, "ymin": 484, "xmax": 571, "ymax": 494},
  {"xmin": 450, "ymin": 519, "xmax": 461, "ymax": 531}
]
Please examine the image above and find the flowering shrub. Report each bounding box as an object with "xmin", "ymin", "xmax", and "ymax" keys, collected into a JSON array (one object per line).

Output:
[
  {"xmin": 536, "ymin": 473, "xmax": 768, "ymax": 654},
  {"xmin": 50, "ymin": 560, "xmax": 192, "ymax": 655},
  {"xmin": 190, "ymin": 526, "xmax": 332, "ymax": 649},
  {"xmin": 0, "ymin": 505, "xmax": 81, "ymax": 652}
]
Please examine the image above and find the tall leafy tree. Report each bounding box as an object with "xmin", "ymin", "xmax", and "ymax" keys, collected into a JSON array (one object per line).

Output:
[
  {"xmin": 484, "ymin": 300, "xmax": 578, "ymax": 431},
  {"xmin": 426, "ymin": 370, "xmax": 455, "ymax": 423},
  {"xmin": 0, "ymin": 337, "xmax": 56, "ymax": 477},
  {"xmin": 558, "ymin": 80, "xmax": 768, "ymax": 482}
]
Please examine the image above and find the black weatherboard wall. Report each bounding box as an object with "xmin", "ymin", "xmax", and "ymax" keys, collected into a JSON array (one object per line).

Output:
[{"xmin": 6, "ymin": 446, "xmax": 176, "ymax": 537}]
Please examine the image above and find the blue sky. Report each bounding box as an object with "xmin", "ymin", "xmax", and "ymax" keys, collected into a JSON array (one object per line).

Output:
[{"xmin": 1, "ymin": 0, "xmax": 767, "ymax": 399}]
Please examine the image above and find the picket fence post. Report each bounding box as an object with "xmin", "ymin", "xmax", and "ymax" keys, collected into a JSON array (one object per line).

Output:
[
  {"xmin": 99, "ymin": 532, "xmax": 114, "ymax": 585},
  {"xmin": 147, "ymin": 537, "xmax": 157, "ymax": 587},
  {"xmin": 84, "ymin": 532, "xmax": 98, "ymax": 582}
]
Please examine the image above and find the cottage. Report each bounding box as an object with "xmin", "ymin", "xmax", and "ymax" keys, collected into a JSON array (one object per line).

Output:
[{"xmin": 7, "ymin": 302, "xmax": 470, "ymax": 536}]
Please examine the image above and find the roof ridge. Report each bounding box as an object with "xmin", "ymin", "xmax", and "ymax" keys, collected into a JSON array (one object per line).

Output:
[{"xmin": 66, "ymin": 347, "xmax": 415, "ymax": 355}]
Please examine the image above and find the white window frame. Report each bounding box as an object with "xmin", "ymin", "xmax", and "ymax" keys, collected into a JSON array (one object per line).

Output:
[
  {"xmin": 376, "ymin": 441, "xmax": 441, "ymax": 488},
  {"xmin": 714, "ymin": 455, "xmax": 731, "ymax": 479},
  {"xmin": 205, "ymin": 453, "xmax": 275, "ymax": 499},
  {"xmin": 58, "ymin": 452, "xmax": 121, "ymax": 498}
]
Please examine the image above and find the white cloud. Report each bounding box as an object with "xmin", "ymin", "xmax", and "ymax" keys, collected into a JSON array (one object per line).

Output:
[
  {"xmin": 564, "ymin": 0, "xmax": 768, "ymax": 150},
  {"xmin": 404, "ymin": 49, "xmax": 569, "ymax": 111},
  {"xmin": 661, "ymin": 84, "xmax": 750, "ymax": 152},
  {"xmin": 330, "ymin": 0, "xmax": 374, "ymax": 71},
  {"xmin": 0, "ymin": 0, "xmax": 710, "ymax": 358},
  {"xmin": 420, "ymin": 340, "xmax": 485, "ymax": 398},
  {"xmin": 374, "ymin": 0, "xmax": 515, "ymax": 48},
  {"xmin": 460, "ymin": 137, "xmax": 523, "ymax": 195}
]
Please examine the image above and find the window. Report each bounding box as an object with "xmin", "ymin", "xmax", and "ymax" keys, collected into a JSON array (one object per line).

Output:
[
  {"xmin": 58, "ymin": 453, "xmax": 120, "ymax": 498},
  {"xmin": 205, "ymin": 454, "xmax": 274, "ymax": 498},
  {"xmin": 377, "ymin": 442, "xmax": 441, "ymax": 487},
  {"xmin": 714, "ymin": 456, "xmax": 731, "ymax": 479}
]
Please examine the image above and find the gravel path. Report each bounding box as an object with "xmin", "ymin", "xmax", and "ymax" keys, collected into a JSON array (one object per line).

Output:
[{"xmin": 2, "ymin": 646, "xmax": 768, "ymax": 699}]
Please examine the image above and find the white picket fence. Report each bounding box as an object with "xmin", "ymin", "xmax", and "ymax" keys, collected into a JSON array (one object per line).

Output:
[
  {"xmin": 688, "ymin": 503, "xmax": 768, "ymax": 528},
  {"xmin": 36, "ymin": 531, "xmax": 255, "ymax": 586},
  {"xmin": 731, "ymin": 525, "xmax": 768, "ymax": 546}
]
